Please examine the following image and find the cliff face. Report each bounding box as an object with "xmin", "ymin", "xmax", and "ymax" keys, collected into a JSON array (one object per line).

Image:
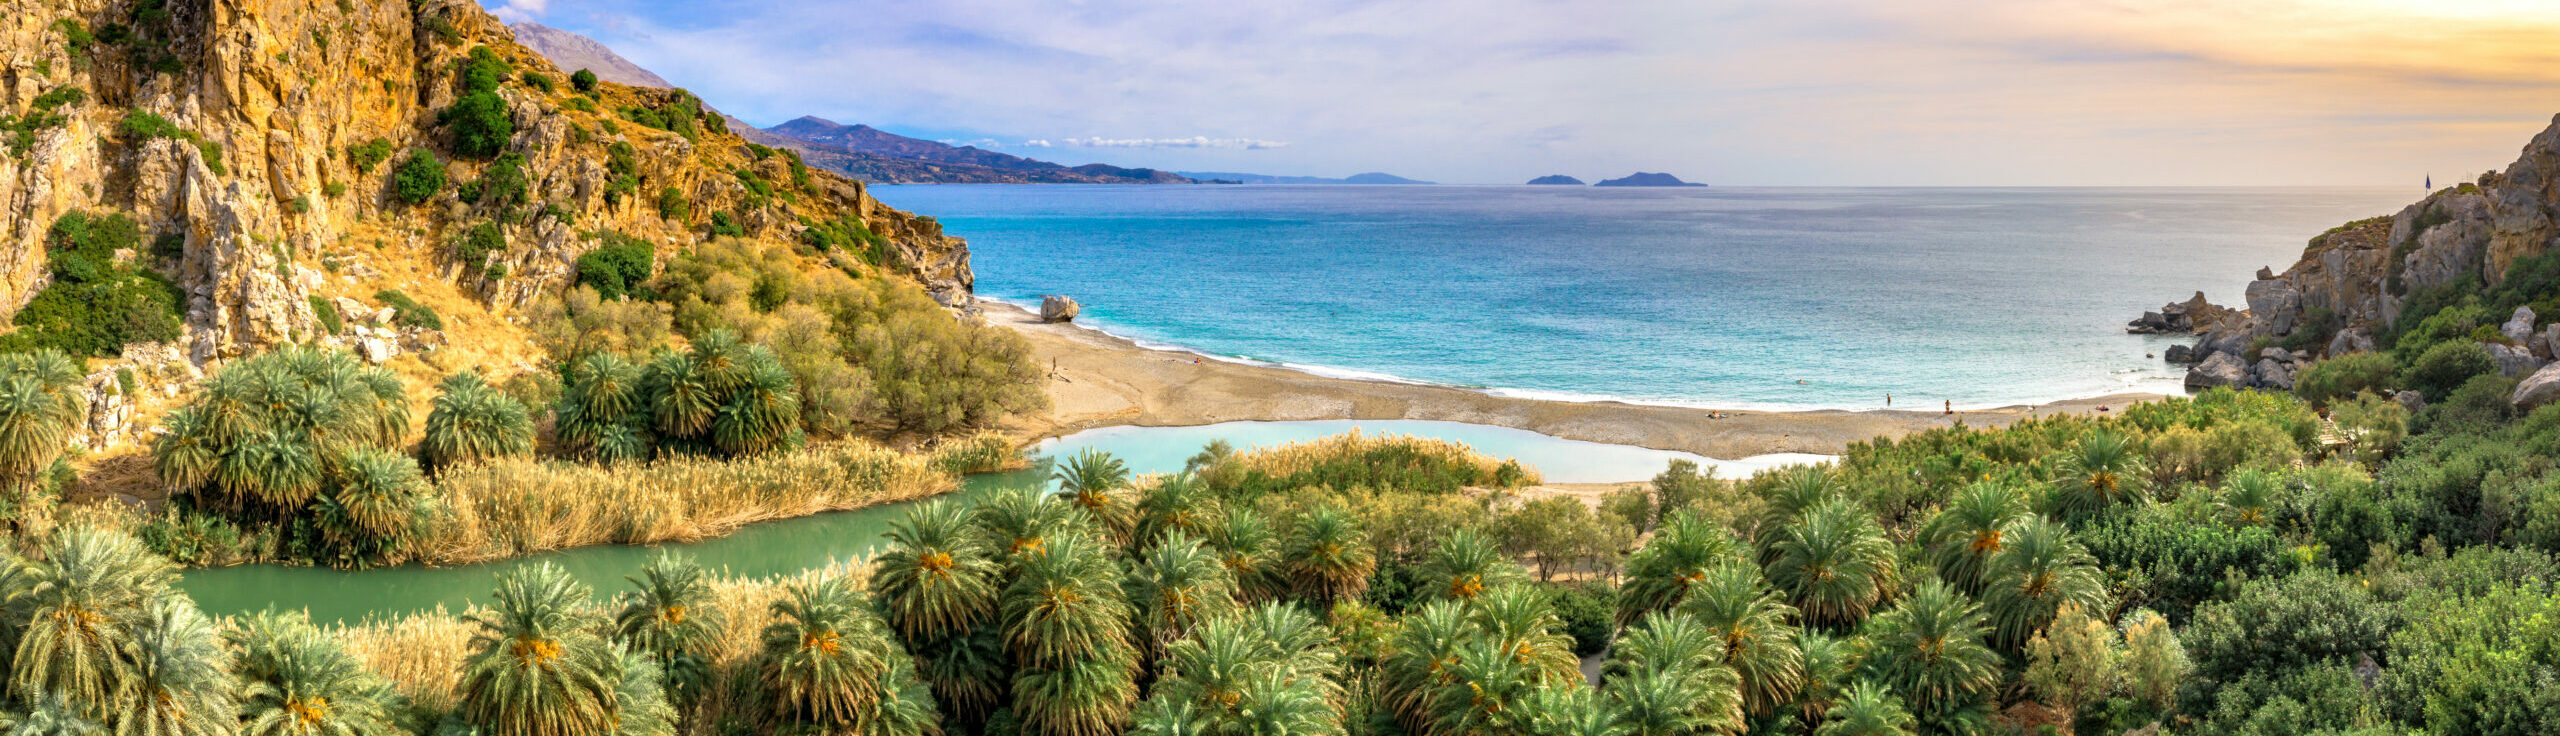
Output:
[
  {"xmin": 0, "ymin": 0, "xmax": 975, "ymax": 367},
  {"xmin": 2181, "ymin": 114, "xmax": 2560, "ymax": 368}
]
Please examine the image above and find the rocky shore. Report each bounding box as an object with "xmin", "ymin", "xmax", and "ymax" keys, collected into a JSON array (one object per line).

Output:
[{"xmin": 989, "ymin": 302, "xmax": 2162, "ymax": 458}]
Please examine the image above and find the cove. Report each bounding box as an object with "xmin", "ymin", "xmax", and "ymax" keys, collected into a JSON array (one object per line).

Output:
[{"xmin": 176, "ymin": 420, "xmax": 1832, "ymax": 624}]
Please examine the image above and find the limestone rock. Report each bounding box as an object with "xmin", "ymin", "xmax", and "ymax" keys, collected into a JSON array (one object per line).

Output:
[
  {"xmin": 2128, "ymin": 291, "xmax": 2239, "ymax": 335},
  {"xmin": 2539, "ymin": 324, "xmax": 2560, "ymax": 361},
  {"xmin": 2489, "ymin": 343, "xmax": 2544, "ymax": 377},
  {"xmin": 2397, "ymin": 390, "xmax": 2427, "ymax": 414},
  {"xmin": 2163, "ymin": 344, "xmax": 2194, "ymax": 363},
  {"xmin": 2503, "ymin": 306, "xmax": 2538, "ymax": 343},
  {"xmin": 2513, "ymin": 363, "xmax": 2560, "ymax": 411},
  {"xmin": 2187, "ymin": 351, "xmax": 2251, "ymax": 390},
  {"xmin": 1041, "ymin": 295, "xmax": 1081, "ymax": 323},
  {"xmin": 2327, "ymin": 328, "xmax": 2376, "ymax": 358},
  {"xmin": 2253, "ymin": 358, "xmax": 2295, "ymax": 390}
]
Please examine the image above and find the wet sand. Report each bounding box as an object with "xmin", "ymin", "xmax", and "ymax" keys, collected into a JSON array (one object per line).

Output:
[{"xmin": 987, "ymin": 302, "xmax": 2164, "ymax": 458}]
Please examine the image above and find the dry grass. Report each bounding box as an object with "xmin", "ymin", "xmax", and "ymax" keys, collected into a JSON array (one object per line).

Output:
[
  {"xmin": 412, "ymin": 442, "xmax": 950, "ymax": 565},
  {"xmin": 337, "ymin": 607, "xmax": 478, "ymax": 712},
  {"xmin": 1232, "ymin": 429, "xmax": 1542, "ymax": 486}
]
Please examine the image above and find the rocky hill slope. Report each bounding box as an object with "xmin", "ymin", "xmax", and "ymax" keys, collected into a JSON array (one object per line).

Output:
[
  {"xmin": 759, "ymin": 116, "xmax": 1192, "ymax": 184},
  {"xmin": 2149, "ymin": 113, "xmax": 2560, "ymax": 392},
  {"xmin": 0, "ymin": 0, "xmax": 976, "ymax": 449},
  {"xmin": 505, "ymin": 21, "xmax": 670, "ymax": 88}
]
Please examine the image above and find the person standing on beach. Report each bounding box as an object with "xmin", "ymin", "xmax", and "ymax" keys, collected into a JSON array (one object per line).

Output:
[
  {"xmin": 1887, "ymin": 393, "xmax": 1893, "ymax": 407},
  {"xmin": 1944, "ymin": 400, "xmax": 1952, "ymax": 415}
]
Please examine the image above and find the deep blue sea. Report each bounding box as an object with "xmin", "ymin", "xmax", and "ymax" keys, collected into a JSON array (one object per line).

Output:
[{"xmin": 871, "ymin": 185, "xmax": 2414, "ymax": 410}]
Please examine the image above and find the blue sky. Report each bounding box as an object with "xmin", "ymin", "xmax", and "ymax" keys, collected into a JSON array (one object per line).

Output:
[{"xmin": 486, "ymin": 0, "xmax": 2560, "ymax": 185}]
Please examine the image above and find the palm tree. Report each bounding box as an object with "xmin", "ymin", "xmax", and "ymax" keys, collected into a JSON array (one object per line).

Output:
[
  {"xmin": 874, "ymin": 500, "xmax": 1002, "ymax": 641},
  {"xmin": 1003, "ymin": 533, "xmax": 1139, "ymax": 736},
  {"xmin": 9, "ymin": 528, "xmax": 174, "ymax": 707},
  {"xmin": 1134, "ymin": 475, "xmax": 1219, "ymax": 552},
  {"xmin": 458, "ymin": 563, "xmax": 624, "ymax": 736},
  {"xmin": 1528, "ymin": 683, "xmax": 1624, "ymax": 736},
  {"xmin": 756, "ymin": 575, "xmax": 939, "ymax": 735},
  {"xmin": 1616, "ymin": 513, "xmax": 1744, "ymax": 628},
  {"xmin": 1791, "ymin": 631, "xmax": 1858, "ymax": 728},
  {"xmin": 1145, "ymin": 608, "xmax": 1344, "ymax": 735},
  {"xmin": 1979, "ymin": 516, "xmax": 2108, "ymax": 650},
  {"xmin": 1814, "ymin": 681, "xmax": 1915, "ymax": 736},
  {"xmin": 228, "ymin": 611, "xmax": 402, "ymax": 736},
  {"xmin": 977, "ymin": 485, "xmax": 1097, "ymax": 570},
  {"xmin": 610, "ymin": 651, "xmax": 678, "ymax": 736},
  {"xmin": 1126, "ymin": 533, "xmax": 1240, "ymax": 663},
  {"xmin": 1755, "ymin": 465, "xmax": 1842, "ymax": 552},
  {"xmin": 2, "ymin": 693, "xmax": 106, "ymax": 736},
  {"xmin": 1281, "ymin": 506, "xmax": 1373, "ymax": 606},
  {"xmin": 1603, "ymin": 613, "xmax": 1743, "ymax": 736},
  {"xmin": 1203, "ymin": 508, "xmax": 1283, "ymax": 603},
  {"xmin": 1183, "ymin": 440, "xmax": 1241, "ymax": 490},
  {"xmin": 112, "ymin": 599, "xmax": 236, "ymax": 736},
  {"xmin": 1466, "ymin": 585, "xmax": 1581, "ymax": 685},
  {"xmin": 2050, "ymin": 430, "xmax": 2150, "ymax": 520},
  {"xmin": 612, "ymin": 552, "xmax": 725, "ymax": 706},
  {"xmin": 1237, "ymin": 602, "xmax": 1341, "ymax": 689},
  {"xmin": 1914, "ymin": 481, "xmax": 2029, "ymax": 595},
  {"xmin": 2218, "ymin": 468, "xmax": 2280, "ymax": 526},
  {"xmin": 1426, "ymin": 634, "xmax": 1550, "ymax": 735},
  {"xmin": 0, "ymin": 350, "xmax": 86, "ymax": 538},
  {"xmin": 1379, "ymin": 601, "xmax": 1471, "ymax": 733},
  {"xmin": 1860, "ymin": 582, "xmax": 1998, "ymax": 731},
  {"xmin": 1673, "ymin": 562, "xmax": 1803, "ymax": 719},
  {"xmin": 1054, "ymin": 449, "xmax": 1137, "ymax": 544},
  {"xmin": 421, "ymin": 371, "xmax": 534, "ymax": 471},
  {"xmin": 1764, "ymin": 498, "xmax": 1896, "ymax": 629},
  {"xmin": 311, "ymin": 448, "xmax": 430, "ymax": 565},
  {"xmin": 1418, "ymin": 529, "xmax": 1526, "ymax": 602},
  {"xmin": 556, "ymin": 352, "xmax": 649, "ymax": 463}
]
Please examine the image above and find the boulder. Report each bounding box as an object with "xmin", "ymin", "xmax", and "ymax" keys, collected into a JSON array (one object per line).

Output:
[
  {"xmin": 2186, "ymin": 351, "xmax": 2251, "ymax": 390},
  {"xmin": 2327, "ymin": 328, "xmax": 2376, "ymax": 357},
  {"xmin": 1040, "ymin": 295, "xmax": 1080, "ymax": 323},
  {"xmin": 2503, "ymin": 306, "xmax": 2538, "ymax": 343},
  {"xmin": 2540, "ymin": 324, "xmax": 2560, "ymax": 360},
  {"xmin": 2254, "ymin": 358, "xmax": 2295, "ymax": 390},
  {"xmin": 2163, "ymin": 344, "xmax": 2194, "ymax": 363},
  {"xmin": 2489, "ymin": 343, "xmax": 2544, "ymax": 377},
  {"xmin": 2130, "ymin": 291, "xmax": 2240, "ymax": 335},
  {"xmin": 2515, "ymin": 364, "xmax": 2560, "ymax": 410},
  {"xmin": 2397, "ymin": 390, "xmax": 2427, "ymax": 414},
  {"xmin": 2260, "ymin": 347, "xmax": 2295, "ymax": 363},
  {"xmin": 355, "ymin": 336, "xmax": 399, "ymax": 364}
]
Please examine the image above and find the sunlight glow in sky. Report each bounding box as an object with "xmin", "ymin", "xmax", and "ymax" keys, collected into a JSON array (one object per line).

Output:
[{"xmin": 487, "ymin": 0, "xmax": 2560, "ymax": 185}]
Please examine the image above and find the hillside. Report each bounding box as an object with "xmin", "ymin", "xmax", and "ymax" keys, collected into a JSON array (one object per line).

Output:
[
  {"xmin": 506, "ymin": 21, "xmax": 671, "ymax": 88},
  {"xmin": 759, "ymin": 116, "xmax": 1192, "ymax": 184},
  {"xmin": 0, "ymin": 0, "xmax": 984, "ymax": 454}
]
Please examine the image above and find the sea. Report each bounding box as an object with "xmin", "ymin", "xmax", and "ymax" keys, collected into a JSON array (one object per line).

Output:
[{"xmin": 871, "ymin": 185, "xmax": 2415, "ymax": 411}]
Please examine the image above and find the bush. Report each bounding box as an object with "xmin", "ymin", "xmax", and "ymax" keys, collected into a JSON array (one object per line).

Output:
[
  {"xmin": 2182, "ymin": 570, "xmax": 2395, "ymax": 693},
  {"xmin": 347, "ymin": 138, "xmax": 394, "ymax": 173},
  {"xmin": 309, "ymin": 295, "xmax": 342, "ymax": 335},
  {"xmin": 2081, "ymin": 503, "xmax": 2292, "ymax": 621},
  {"xmin": 440, "ymin": 90, "xmax": 512, "ymax": 158},
  {"xmin": 2401, "ymin": 341, "xmax": 2495, "ymax": 402},
  {"xmin": 393, "ymin": 149, "xmax": 447, "ymax": 204},
  {"xmin": 0, "ymin": 212, "xmax": 183, "ymax": 357},
  {"xmin": 456, "ymin": 221, "xmax": 503, "ymax": 265},
  {"xmin": 518, "ymin": 70, "xmax": 554, "ymax": 93},
  {"xmin": 553, "ymin": 329, "xmax": 802, "ymax": 462},
  {"xmin": 470, "ymin": 152, "xmax": 528, "ymax": 210},
  {"xmin": 656, "ymin": 186, "xmax": 688, "ymax": 221},
  {"xmin": 374, "ymin": 289, "xmax": 442, "ymax": 330},
  {"xmin": 2293, "ymin": 352, "xmax": 2396, "ymax": 408},
  {"xmin": 2376, "ymin": 584, "xmax": 2560, "ymax": 735},
  {"xmin": 573, "ymin": 233, "xmax": 654, "ymax": 300},
  {"xmin": 570, "ymin": 68, "xmax": 598, "ymax": 92},
  {"xmin": 707, "ymin": 210, "xmax": 745, "ymax": 238},
  {"xmin": 1544, "ymin": 582, "xmax": 1616, "ymax": 657},
  {"xmin": 527, "ymin": 286, "xmax": 673, "ymax": 363},
  {"xmin": 422, "ymin": 372, "xmax": 533, "ymax": 471}
]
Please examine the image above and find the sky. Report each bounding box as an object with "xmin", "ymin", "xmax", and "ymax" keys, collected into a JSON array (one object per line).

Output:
[{"xmin": 484, "ymin": 0, "xmax": 2560, "ymax": 185}]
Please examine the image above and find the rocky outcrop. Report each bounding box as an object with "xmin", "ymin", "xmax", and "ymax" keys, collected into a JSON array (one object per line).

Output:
[
  {"xmin": 1041, "ymin": 295, "xmax": 1080, "ymax": 323},
  {"xmin": 0, "ymin": 0, "xmax": 977, "ymax": 367},
  {"xmin": 2147, "ymin": 113, "xmax": 2560, "ymax": 394},
  {"xmin": 2514, "ymin": 363, "xmax": 2560, "ymax": 411},
  {"xmin": 2128, "ymin": 291, "xmax": 2241, "ymax": 335},
  {"xmin": 2186, "ymin": 351, "xmax": 2249, "ymax": 390}
]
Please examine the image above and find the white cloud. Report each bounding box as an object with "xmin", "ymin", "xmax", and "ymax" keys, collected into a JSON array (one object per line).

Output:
[
  {"xmin": 1062, "ymin": 137, "xmax": 1288, "ymax": 150},
  {"xmin": 1021, "ymin": 139, "xmax": 1052, "ymax": 147},
  {"xmin": 488, "ymin": 0, "xmax": 545, "ymax": 23}
]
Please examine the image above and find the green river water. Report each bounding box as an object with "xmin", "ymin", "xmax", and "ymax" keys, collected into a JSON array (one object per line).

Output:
[{"xmin": 176, "ymin": 420, "xmax": 1831, "ymax": 624}]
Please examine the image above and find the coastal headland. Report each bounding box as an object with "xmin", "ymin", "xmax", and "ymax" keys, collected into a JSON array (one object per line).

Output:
[{"xmin": 988, "ymin": 302, "xmax": 2163, "ymax": 458}]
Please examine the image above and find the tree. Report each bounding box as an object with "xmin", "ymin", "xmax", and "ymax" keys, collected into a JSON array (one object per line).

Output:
[
  {"xmin": 1675, "ymin": 562, "xmax": 1804, "ymax": 718},
  {"xmin": 1605, "ymin": 612, "xmax": 1745, "ymax": 736},
  {"xmin": 1815, "ymin": 682, "xmax": 1916, "ymax": 736},
  {"xmin": 570, "ymin": 68, "xmax": 599, "ymax": 92},
  {"xmin": 1764, "ymin": 497, "xmax": 1896, "ymax": 629},
  {"xmin": 0, "ymin": 350, "xmax": 86, "ymax": 539},
  {"xmin": 458, "ymin": 563, "xmax": 646, "ymax": 736},
  {"xmin": 1616, "ymin": 512, "xmax": 1743, "ymax": 628},
  {"xmin": 2020, "ymin": 603, "xmax": 2119, "ymax": 725},
  {"xmin": 1002, "ymin": 533, "xmax": 1139, "ymax": 736},
  {"xmin": 393, "ymin": 149, "xmax": 446, "ymax": 205},
  {"xmin": 1053, "ymin": 449, "xmax": 1135, "ymax": 544},
  {"xmin": 756, "ymin": 575, "xmax": 940, "ymax": 735},
  {"xmin": 1979, "ymin": 516, "xmax": 2108, "ymax": 650},
  {"xmin": 7, "ymin": 528, "xmax": 176, "ymax": 716},
  {"xmin": 2051, "ymin": 430, "xmax": 2151, "ymax": 520},
  {"xmin": 442, "ymin": 89, "xmax": 514, "ymax": 158},
  {"xmin": 115, "ymin": 599, "xmax": 236, "ymax": 736},
  {"xmin": 2115, "ymin": 608, "xmax": 2188, "ymax": 712},
  {"xmin": 1915, "ymin": 480, "xmax": 2030, "ymax": 595},
  {"xmin": 612, "ymin": 552, "xmax": 724, "ymax": 708},
  {"xmin": 421, "ymin": 371, "xmax": 533, "ymax": 471},
  {"xmin": 229, "ymin": 611, "xmax": 403, "ymax": 736},
  {"xmin": 1861, "ymin": 581, "xmax": 1999, "ymax": 731},
  {"xmin": 1282, "ymin": 505, "xmax": 1374, "ymax": 606},
  {"xmin": 1422, "ymin": 527, "xmax": 1527, "ymax": 600},
  {"xmin": 1125, "ymin": 532, "xmax": 1240, "ymax": 663},
  {"xmin": 552, "ymin": 330, "xmax": 803, "ymax": 462},
  {"xmin": 1204, "ymin": 508, "xmax": 1283, "ymax": 603},
  {"xmin": 871, "ymin": 500, "xmax": 1003, "ymax": 727}
]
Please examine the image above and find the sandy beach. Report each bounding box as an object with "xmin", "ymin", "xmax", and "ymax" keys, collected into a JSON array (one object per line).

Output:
[{"xmin": 986, "ymin": 302, "xmax": 2167, "ymax": 458}]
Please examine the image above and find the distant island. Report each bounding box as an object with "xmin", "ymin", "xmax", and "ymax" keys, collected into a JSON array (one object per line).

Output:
[
  {"xmin": 1526, "ymin": 175, "xmax": 1586, "ymax": 185},
  {"xmin": 1178, "ymin": 171, "xmax": 1436, "ymax": 185},
  {"xmin": 1595, "ymin": 172, "xmax": 1708, "ymax": 187}
]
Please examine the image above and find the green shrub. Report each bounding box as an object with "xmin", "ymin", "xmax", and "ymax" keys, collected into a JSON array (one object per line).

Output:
[
  {"xmin": 456, "ymin": 222, "xmax": 503, "ymax": 266},
  {"xmin": 422, "ymin": 371, "xmax": 533, "ymax": 471},
  {"xmin": 374, "ymin": 289, "xmax": 442, "ymax": 330},
  {"xmin": 2400, "ymin": 340, "xmax": 2495, "ymax": 402},
  {"xmin": 2183, "ymin": 569, "xmax": 2395, "ymax": 693},
  {"xmin": 392, "ymin": 149, "xmax": 447, "ymax": 204},
  {"xmin": 604, "ymin": 142, "xmax": 641, "ymax": 203},
  {"xmin": 553, "ymin": 329, "xmax": 802, "ymax": 462},
  {"xmin": 570, "ymin": 68, "xmax": 598, "ymax": 92},
  {"xmin": 2081, "ymin": 503, "xmax": 2292, "ymax": 622},
  {"xmin": 470, "ymin": 152, "xmax": 528, "ymax": 210},
  {"xmin": 309, "ymin": 295, "xmax": 342, "ymax": 335},
  {"xmin": 799, "ymin": 214, "xmax": 890, "ymax": 265},
  {"xmin": 707, "ymin": 210, "xmax": 745, "ymax": 238},
  {"xmin": 440, "ymin": 90, "xmax": 512, "ymax": 158},
  {"xmin": 347, "ymin": 138, "xmax": 395, "ymax": 173},
  {"xmin": 150, "ymin": 347, "xmax": 424, "ymax": 567},
  {"xmin": 2294, "ymin": 351, "xmax": 2396, "ymax": 408},
  {"xmin": 2376, "ymin": 584, "xmax": 2560, "ymax": 736},
  {"xmin": 519, "ymin": 70, "xmax": 554, "ymax": 93},
  {"xmin": 656, "ymin": 186, "xmax": 688, "ymax": 221},
  {"xmin": 573, "ymin": 233, "xmax": 654, "ymax": 300},
  {"xmin": 0, "ymin": 212, "xmax": 183, "ymax": 357}
]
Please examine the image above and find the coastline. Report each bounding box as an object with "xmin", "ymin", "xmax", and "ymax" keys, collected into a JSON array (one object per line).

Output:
[{"xmin": 985, "ymin": 301, "xmax": 2167, "ymax": 458}]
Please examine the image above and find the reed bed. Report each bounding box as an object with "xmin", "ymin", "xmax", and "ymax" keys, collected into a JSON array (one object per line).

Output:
[
  {"xmin": 1228, "ymin": 429, "xmax": 1540, "ymax": 490},
  {"xmin": 929, "ymin": 430, "xmax": 1030, "ymax": 474},
  {"xmin": 336, "ymin": 607, "xmax": 478, "ymax": 712},
  {"xmin": 413, "ymin": 442, "xmax": 951, "ymax": 565}
]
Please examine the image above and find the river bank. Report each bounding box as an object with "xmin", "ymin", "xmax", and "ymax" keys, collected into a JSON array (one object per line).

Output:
[{"xmin": 986, "ymin": 301, "xmax": 2168, "ymax": 458}]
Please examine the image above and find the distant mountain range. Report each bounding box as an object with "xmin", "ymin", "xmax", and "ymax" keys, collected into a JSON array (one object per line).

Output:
[
  {"xmin": 1594, "ymin": 172, "xmax": 1707, "ymax": 187},
  {"xmin": 1177, "ymin": 171, "xmax": 1435, "ymax": 185},
  {"xmin": 1526, "ymin": 175, "xmax": 1585, "ymax": 185}
]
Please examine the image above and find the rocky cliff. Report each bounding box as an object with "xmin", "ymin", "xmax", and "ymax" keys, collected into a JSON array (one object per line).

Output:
[
  {"xmin": 2154, "ymin": 114, "xmax": 2560, "ymax": 390},
  {"xmin": 0, "ymin": 0, "xmax": 974, "ymax": 446}
]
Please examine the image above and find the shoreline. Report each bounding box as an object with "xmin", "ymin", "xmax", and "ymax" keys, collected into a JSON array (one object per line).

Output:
[{"xmin": 985, "ymin": 301, "xmax": 2168, "ymax": 458}]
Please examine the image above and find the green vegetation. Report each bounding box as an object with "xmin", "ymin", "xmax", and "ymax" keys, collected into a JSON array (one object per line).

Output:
[
  {"xmin": 800, "ymin": 213, "xmax": 892, "ymax": 265},
  {"xmin": 553, "ymin": 330, "xmax": 803, "ymax": 463},
  {"xmin": 656, "ymin": 186, "xmax": 688, "ymax": 221},
  {"xmin": 2, "ymin": 86, "xmax": 84, "ymax": 158},
  {"xmin": 421, "ymin": 372, "xmax": 533, "ymax": 471},
  {"xmin": 0, "ymin": 212, "xmax": 183, "ymax": 357},
  {"xmin": 572, "ymin": 232, "xmax": 654, "ymax": 300},
  {"xmin": 570, "ymin": 68, "xmax": 599, "ymax": 92},
  {"xmin": 519, "ymin": 70, "xmax": 555, "ymax": 93},
  {"xmin": 118, "ymin": 109, "xmax": 225, "ymax": 175},
  {"xmin": 457, "ymin": 222, "xmax": 504, "ymax": 266},
  {"xmin": 441, "ymin": 47, "xmax": 515, "ymax": 159},
  {"xmin": 373, "ymin": 288, "xmax": 442, "ymax": 330},
  {"xmin": 148, "ymin": 347, "xmax": 422, "ymax": 567},
  {"xmin": 393, "ymin": 149, "xmax": 448, "ymax": 205},
  {"xmin": 347, "ymin": 138, "xmax": 395, "ymax": 173},
  {"xmin": 618, "ymin": 90, "xmax": 715, "ymax": 141},
  {"xmin": 309, "ymin": 295, "xmax": 342, "ymax": 335}
]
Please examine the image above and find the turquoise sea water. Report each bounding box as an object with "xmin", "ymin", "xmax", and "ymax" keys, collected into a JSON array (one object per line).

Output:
[{"xmin": 874, "ymin": 185, "xmax": 2415, "ymax": 410}]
